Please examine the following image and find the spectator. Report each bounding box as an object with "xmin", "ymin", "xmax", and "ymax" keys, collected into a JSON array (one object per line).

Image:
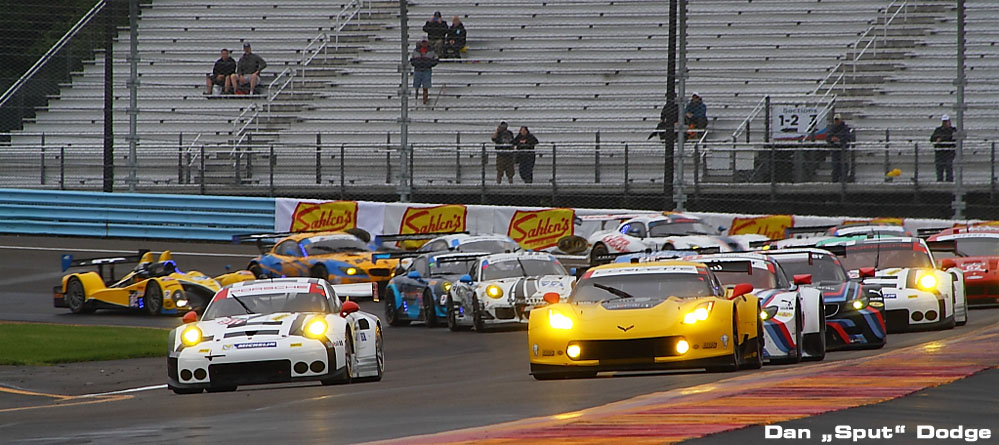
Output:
[
  {"xmin": 230, "ymin": 42, "xmax": 266, "ymax": 95},
  {"xmin": 441, "ymin": 38, "xmax": 462, "ymax": 59},
  {"xmin": 826, "ymin": 113, "xmax": 852, "ymax": 182},
  {"xmin": 409, "ymin": 39, "xmax": 438, "ymax": 105},
  {"xmin": 931, "ymin": 114, "xmax": 957, "ymax": 182},
  {"xmin": 447, "ymin": 16, "xmax": 467, "ymax": 51},
  {"xmin": 647, "ymin": 117, "xmax": 669, "ymax": 142},
  {"xmin": 684, "ymin": 92, "xmax": 708, "ymax": 137},
  {"xmin": 514, "ymin": 126, "xmax": 539, "ymax": 184},
  {"xmin": 423, "ymin": 11, "xmax": 449, "ymax": 56},
  {"xmin": 491, "ymin": 121, "xmax": 515, "ymax": 184},
  {"xmin": 205, "ymin": 48, "xmax": 235, "ymax": 95}
]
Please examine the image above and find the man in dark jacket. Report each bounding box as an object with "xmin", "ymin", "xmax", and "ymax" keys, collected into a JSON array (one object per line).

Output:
[
  {"xmin": 513, "ymin": 126, "xmax": 539, "ymax": 184},
  {"xmin": 230, "ymin": 42, "xmax": 267, "ymax": 94},
  {"xmin": 410, "ymin": 40, "xmax": 438, "ymax": 105},
  {"xmin": 647, "ymin": 117, "xmax": 669, "ymax": 142},
  {"xmin": 931, "ymin": 114, "xmax": 957, "ymax": 182},
  {"xmin": 826, "ymin": 113, "xmax": 852, "ymax": 182},
  {"xmin": 492, "ymin": 121, "xmax": 514, "ymax": 184},
  {"xmin": 423, "ymin": 11, "xmax": 449, "ymax": 56},
  {"xmin": 447, "ymin": 16, "xmax": 467, "ymax": 50},
  {"xmin": 205, "ymin": 48, "xmax": 236, "ymax": 95}
]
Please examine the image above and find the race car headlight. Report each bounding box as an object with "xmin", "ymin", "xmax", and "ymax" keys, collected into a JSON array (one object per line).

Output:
[
  {"xmin": 682, "ymin": 301, "xmax": 714, "ymax": 324},
  {"xmin": 341, "ymin": 266, "xmax": 358, "ymax": 276},
  {"xmin": 304, "ymin": 318, "xmax": 329, "ymax": 339},
  {"xmin": 759, "ymin": 306, "xmax": 779, "ymax": 321},
  {"xmin": 181, "ymin": 326, "xmax": 202, "ymax": 347},
  {"xmin": 173, "ymin": 290, "xmax": 187, "ymax": 307},
  {"xmin": 676, "ymin": 339, "xmax": 690, "ymax": 354},
  {"xmin": 548, "ymin": 310, "xmax": 573, "ymax": 330},
  {"xmin": 442, "ymin": 281, "xmax": 452, "ymax": 293},
  {"xmin": 917, "ymin": 274, "xmax": 938, "ymax": 291},
  {"xmin": 849, "ymin": 297, "xmax": 869, "ymax": 311},
  {"xmin": 566, "ymin": 344, "xmax": 581, "ymax": 359},
  {"xmin": 486, "ymin": 284, "xmax": 504, "ymax": 299}
]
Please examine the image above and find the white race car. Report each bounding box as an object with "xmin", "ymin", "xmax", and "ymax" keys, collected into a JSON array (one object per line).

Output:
[
  {"xmin": 824, "ymin": 237, "xmax": 968, "ymax": 332},
  {"xmin": 585, "ymin": 213, "xmax": 767, "ymax": 265},
  {"xmin": 167, "ymin": 278, "xmax": 383, "ymax": 394},
  {"xmin": 692, "ymin": 253, "xmax": 826, "ymax": 363},
  {"xmin": 446, "ymin": 252, "xmax": 575, "ymax": 331}
]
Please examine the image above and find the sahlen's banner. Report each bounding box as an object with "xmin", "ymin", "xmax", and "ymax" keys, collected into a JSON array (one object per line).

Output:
[
  {"xmin": 274, "ymin": 198, "xmax": 385, "ymax": 235},
  {"xmin": 391, "ymin": 204, "xmax": 468, "ymax": 248},
  {"xmin": 729, "ymin": 214, "xmax": 794, "ymax": 240},
  {"xmin": 507, "ymin": 208, "xmax": 575, "ymax": 250}
]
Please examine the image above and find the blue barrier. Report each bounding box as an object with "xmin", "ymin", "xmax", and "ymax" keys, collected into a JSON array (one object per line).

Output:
[{"xmin": 0, "ymin": 189, "xmax": 275, "ymax": 241}]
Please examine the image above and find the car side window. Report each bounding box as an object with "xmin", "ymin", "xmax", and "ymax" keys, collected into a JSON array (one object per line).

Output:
[
  {"xmin": 623, "ymin": 223, "xmax": 646, "ymax": 238},
  {"xmin": 411, "ymin": 256, "xmax": 429, "ymax": 276},
  {"xmin": 420, "ymin": 240, "xmax": 447, "ymax": 252},
  {"xmin": 327, "ymin": 283, "xmax": 341, "ymax": 311},
  {"xmin": 275, "ymin": 240, "xmax": 302, "ymax": 257}
]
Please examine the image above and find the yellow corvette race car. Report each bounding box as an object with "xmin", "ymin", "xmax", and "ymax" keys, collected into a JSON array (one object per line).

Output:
[
  {"xmin": 54, "ymin": 250, "xmax": 254, "ymax": 315},
  {"xmin": 528, "ymin": 261, "xmax": 763, "ymax": 379}
]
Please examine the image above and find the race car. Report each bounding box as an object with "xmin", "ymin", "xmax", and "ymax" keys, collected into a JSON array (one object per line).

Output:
[
  {"xmin": 391, "ymin": 233, "xmax": 522, "ymax": 273},
  {"xmin": 761, "ymin": 248, "xmax": 887, "ymax": 350},
  {"xmin": 446, "ymin": 251, "xmax": 575, "ymax": 331},
  {"xmin": 926, "ymin": 226, "xmax": 999, "ymax": 306},
  {"xmin": 383, "ymin": 251, "xmax": 487, "ymax": 327},
  {"xmin": 167, "ymin": 278, "xmax": 383, "ymax": 394},
  {"xmin": 691, "ymin": 253, "xmax": 826, "ymax": 363},
  {"xmin": 54, "ymin": 250, "xmax": 255, "ymax": 315},
  {"xmin": 765, "ymin": 223, "xmax": 909, "ymax": 249},
  {"xmin": 822, "ymin": 237, "xmax": 968, "ymax": 332},
  {"xmin": 585, "ymin": 213, "xmax": 767, "ymax": 265},
  {"xmin": 238, "ymin": 231, "xmax": 400, "ymax": 297},
  {"xmin": 528, "ymin": 261, "xmax": 762, "ymax": 379}
]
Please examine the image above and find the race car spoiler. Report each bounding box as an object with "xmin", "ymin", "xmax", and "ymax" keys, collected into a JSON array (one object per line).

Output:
[
  {"xmin": 233, "ymin": 228, "xmax": 373, "ymax": 252},
  {"xmin": 373, "ymin": 231, "xmax": 469, "ymax": 244},
  {"xmin": 783, "ymin": 225, "xmax": 834, "ymax": 239},
  {"xmin": 698, "ymin": 260, "xmax": 756, "ymax": 274},
  {"xmin": 916, "ymin": 226, "xmax": 956, "ymax": 238},
  {"xmin": 61, "ymin": 249, "xmax": 150, "ymax": 273},
  {"xmin": 330, "ymin": 282, "xmax": 376, "ymax": 300},
  {"xmin": 592, "ymin": 246, "xmax": 721, "ymax": 265}
]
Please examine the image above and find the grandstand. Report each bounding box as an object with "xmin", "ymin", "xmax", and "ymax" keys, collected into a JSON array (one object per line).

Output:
[{"xmin": 2, "ymin": 0, "xmax": 997, "ymax": 190}]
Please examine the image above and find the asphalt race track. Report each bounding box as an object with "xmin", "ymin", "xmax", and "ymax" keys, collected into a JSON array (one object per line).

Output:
[{"xmin": 0, "ymin": 235, "xmax": 996, "ymax": 444}]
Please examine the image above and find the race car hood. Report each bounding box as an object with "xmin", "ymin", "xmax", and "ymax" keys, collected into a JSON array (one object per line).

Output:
[
  {"xmin": 195, "ymin": 312, "xmax": 323, "ymax": 341},
  {"xmin": 551, "ymin": 296, "xmax": 719, "ymax": 338},
  {"xmin": 168, "ymin": 271, "xmax": 222, "ymax": 292},
  {"xmin": 944, "ymin": 256, "xmax": 998, "ymax": 276}
]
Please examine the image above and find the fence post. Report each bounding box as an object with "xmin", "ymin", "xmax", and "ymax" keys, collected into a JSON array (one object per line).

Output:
[
  {"xmin": 340, "ymin": 143, "xmax": 346, "ymax": 200},
  {"xmin": 234, "ymin": 146, "xmax": 242, "ymax": 185},
  {"xmin": 40, "ymin": 133, "xmax": 46, "ymax": 185},
  {"xmin": 177, "ymin": 133, "xmax": 183, "ymax": 184},
  {"xmin": 912, "ymin": 142, "xmax": 920, "ymax": 203},
  {"xmin": 185, "ymin": 151, "xmax": 191, "ymax": 184},
  {"xmin": 594, "ymin": 131, "xmax": 601, "ymax": 183},
  {"xmin": 385, "ymin": 150, "xmax": 392, "ymax": 184},
  {"xmin": 481, "ymin": 143, "xmax": 487, "ymax": 204},
  {"xmin": 59, "ymin": 146, "xmax": 65, "ymax": 190},
  {"xmin": 316, "ymin": 133, "xmax": 322, "ymax": 184},
  {"xmin": 409, "ymin": 143, "xmax": 414, "ymax": 192},
  {"xmin": 245, "ymin": 135, "xmax": 254, "ymax": 180},
  {"xmin": 551, "ymin": 143, "xmax": 558, "ymax": 205},
  {"xmin": 269, "ymin": 144, "xmax": 275, "ymax": 196},
  {"xmin": 624, "ymin": 143, "xmax": 630, "ymax": 197},
  {"xmin": 769, "ymin": 144, "xmax": 776, "ymax": 203},
  {"xmin": 991, "ymin": 142, "xmax": 996, "ymax": 203},
  {"xmin": 693, "ymin": 141, "xmax": 700, "ymax": 200},
  {"xmin": 200, "ymin": 145, "xmax": 206, "ymax": 195},
  {"xmin": 456, "ymin": 132, "xmax": 461, "ymax": 184}
]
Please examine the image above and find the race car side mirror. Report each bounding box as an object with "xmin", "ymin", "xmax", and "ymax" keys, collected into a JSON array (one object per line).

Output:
[
  {"xmin": 569, "ymin": 267, "xmax": 577, "ymax": 276},
  {"xmin": 793, "ymin": 274, "xmax": 812, "ymax": 285},
  {"xmin": 459, "ymin": 274, "xmax": 473, "ymax": 284},
  {"xmin": 182, "ymin": 311, "xmax": 198, "ymax": 324},
  {"xmin": 858, "ymin": 267, "xmax": 876, "ymax": 278},
  {"xmin": 543, "ymin": 292, "xmax": 561, "ymax": 305},
  {"xmin": 939, "ymin": 258, "xmax": 957, "ymax": 270},
  {"xmin": 340, "ymin": 300, "xmax": 360, "ymax": 317},
  {"xmin": 730, "ymin": 283, "xmax": 753, "ymax": 299},
  {"xmin": 407, "ymin": 270, "xmax": 421, "ymax": 280}
]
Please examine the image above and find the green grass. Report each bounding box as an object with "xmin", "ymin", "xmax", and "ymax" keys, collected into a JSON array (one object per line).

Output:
[{"xmin": 0, "ymin": 323, "xmax": 169, "ymax": 366}]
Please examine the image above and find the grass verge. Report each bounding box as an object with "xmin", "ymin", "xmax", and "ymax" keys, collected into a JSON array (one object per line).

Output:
[{"xmin": 0, "ymin": 323, "xmax": 168, "ymax": 366}]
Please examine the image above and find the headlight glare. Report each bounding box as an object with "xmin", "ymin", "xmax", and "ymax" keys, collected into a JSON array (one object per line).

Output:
[
  {"xmin": 676, "ymin": 339, "xmax": 690, "ymax": 354},
  {"xmin": 548, "ymin": 310, "xmax": 573, "ymax": 330},
  {"xmin": 917, "ymin": 274, "xmax": 937, "ymax": 291},
  {"xmin": 486, "ymin": 284, "xmax": 503, "ymax": 299},
  {"xmin": 850, "ymin": 297, "xmax": 869, "ymax": 310},
  {"xmin": 759, "ymin": 306, "xmax": 779, "ymax": 321},
  {"xmin": 682, "ymin": 301, "xmax": 714, "ymax": 324},
  {"xmin": 566, "ymin": 344, "xmax": 581, "ymax": 359},
  {"xmin": 343, "ymin": 267, "xmax": 358, "ymax": 276},
  {"xmin": 181, "ymin": 326, "xmax": 202, "ymax": 347},
  {"xmin": 304, "ymin": 318, "xmax": 329, "ymax": 339},
  {"xmin": 442, "ymin": 281, "xmax": 452, "ymax": 292}
]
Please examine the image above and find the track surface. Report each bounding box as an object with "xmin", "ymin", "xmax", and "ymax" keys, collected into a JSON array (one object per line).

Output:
[{"xmin": 0, "ymin": 235, "xmax": 996, "ymax": 444}]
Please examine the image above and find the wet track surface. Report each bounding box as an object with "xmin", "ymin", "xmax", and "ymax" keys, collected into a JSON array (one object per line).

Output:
[{"xmin": 0, "ymin": 235, "xmax": 996, "ymax": 444}]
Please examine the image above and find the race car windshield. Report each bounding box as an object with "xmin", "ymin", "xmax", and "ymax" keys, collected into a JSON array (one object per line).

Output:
[
  {"xmin": 949, "ymin": 239, "xmax": 999, "ymax": 258},
  {"xmin": 711, "ymin": 268, "xmax": 777, "ymax": 290},
  {"xmin": 571, "ymin": 274, "xmax": 715, "ymax": 303},
  {"xmin": 481, "ymin": 259, "xmax": 566, "ymax": 281},
  {"xmin": 648, "ymin": 220, "xmax": 717, "ymax": 237},
  {"xmin": 840, "ymin": 244, "xmax": 934, "ymax": 270},
  {"xmin": 430, "ymin": 258, "xmax": 478, "ymax": 276},
  {"xmin": 458, "ymin": 240, "xmax": 519, "ymax": 253},
  {"xmin": 203, "ymin": 292, "xmax": 330, "ymax": 319},
  {"xmin": 771, "ymin": 254, "xmax": 848, "ymax": 283},
  {"xmin": 303, "ymin": 238, "xmax": 370, "ymax": 255}
]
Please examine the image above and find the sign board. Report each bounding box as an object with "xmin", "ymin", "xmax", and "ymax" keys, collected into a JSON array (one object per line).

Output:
[{"xmin": 771, "ymin": 105, "xmax": 828, "ymax": 141}]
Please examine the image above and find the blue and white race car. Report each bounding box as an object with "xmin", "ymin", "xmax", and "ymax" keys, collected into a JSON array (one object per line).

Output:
[{"xmin": 382, "ymin": 251, "xmax": 487, "ymax": 327}]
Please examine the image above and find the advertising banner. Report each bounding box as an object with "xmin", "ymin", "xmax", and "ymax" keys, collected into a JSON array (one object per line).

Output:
[{"xmin": 506, "ymin": 208, "xmax": 575, "ymax": 251}]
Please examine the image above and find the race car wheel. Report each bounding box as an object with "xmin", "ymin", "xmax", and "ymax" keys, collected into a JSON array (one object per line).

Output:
[
  {"xmin": 371, "ymin": 324, "xmax": 384, "ymax": 381},
  {"xmin": 206, "ymin": 385, "xmax": 237, "ymax": 393},
  {"xmin": 803, "ymin": 298, "xmax": 827, "ymax": 361},
  {"xmin": 955, "ymin": 281, "xmax": 968, "ymax": 326},
  {"xmin": 310, "ymin": 264, "xmax": 329, "ymax": 281},
  {"xmin": 169, "ymin": 385, "xmax": 203, "ymax": 395},
  {"xmin": 343, "ymin": 329, "xmax": 356, "ymax": 383},
  {"xmin": 777, "ymin": 303, "xmax": 803, "ymax": 365},
  {"xmin": 708, "ymin": 313, "xmax": 742, "ymax": 372},
  {"xmin": 741, "ymin": 313, "xmax": 764, "ymax": 370},
  {"xmin": 248, "ymin": 262, "xmax": 264, "ymax": 278},
  {"xmin": 589, "ymin": 243, "xmax": 609, "ymax": 266},
  {"xmin": 144, "ymin": 281, "xmax": 164, "ymax": 316},
  {"xmin": 472, "ymin": 294, "xmax": 485, "ymax": 332},
  {"xmin": 446, "ymin": 294, "xmax": 468, "ymax": 331},
  {"xmin": 422, "ymin": 289, "xmax": 438, "ymax": 328},
  {"xmin": 66, "ymin": 277, "xmax": 95, "ymax": 314},
  {"xmin": 385, "ymin": 287, "xmax": 409, "ymax": 327}
]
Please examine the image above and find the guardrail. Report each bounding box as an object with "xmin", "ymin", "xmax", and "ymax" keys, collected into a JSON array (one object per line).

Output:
[{"xmin": 0, "ymin": 188, "xmax": 274, "ymax": 240}]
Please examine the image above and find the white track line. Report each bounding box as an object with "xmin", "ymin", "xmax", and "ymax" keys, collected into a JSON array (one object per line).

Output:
[
  {"xmin": 77, "ymin": 384, "xmax": 167, "ymax": 398},
  {"xmin": 0, "ymin": 245, "xmax": 251, "ymax": 258}
]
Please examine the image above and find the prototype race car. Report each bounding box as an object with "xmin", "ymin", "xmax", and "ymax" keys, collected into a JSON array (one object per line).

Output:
[
  {"xmin": 446, "ymin": 252, "xmax": 575, "ymax": 331},
  {"xmin": 692, "ymin": 253, "xmax": 826, "ymax": 363},
  {"xmin": 238, "ymin": 231, "xmax": 399, "ymax": 296},
  {"xmin": 167, "ymin": 278, "xmax": 383, "ymax": 394},
  {"xmin": 761, "ymin": 248, "xmax": 887, "ymax": 350},
  {"xmin": 822, "ymin": 237, "xmax": 968, "ymax": 332},
  {"xmin": 54, "ymin": 250, "xmax": 254, "ymax": 315},
  {"xmin": 926, "ymin": 226, "xmax": 999, "ymax": 306},
  {"xmin": 528, "ymin": 261, "xmax": 762, "ymax": 379},
  {"xmin": 383, "ymin": 251, "xmax": 486, "ymax": 327},
  {"xmin": 585, "ymin": 213, "xmax": 767, "ymax": 265}
]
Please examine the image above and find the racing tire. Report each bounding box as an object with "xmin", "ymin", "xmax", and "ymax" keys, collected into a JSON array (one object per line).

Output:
[
  {"xmin": 384, "ymin": 287, "xmax": 410, "ymax": 327},
  {"xmin": 206, "ymin": 385, "xmax": 237, "ymax": 393},
  {"xmin": 589, "ymin": 243, "xmax": 609, "ymax": 266},
  {"xmin": 65, "ymin": 277, "xmax": 95, "ymax": 314},
  {"xmin": 707, "ymin": 312, "xmax": 742, "ymax": 373},
  {"xmin": 169, "ymin": 385, "xmax": 203, "ymax": 395},
  {"xmin": 446, "ymin": 294, "xmax": 468, "ymax": 331},
  {"xmin": 802, "ymin": 299, "xmax": 827, "ymax": 361},
  {"xmin": 342, "ymin": 329, "xmax": 356, "ymax": 384},
  {"xmin": 248, "ymin": 262, "xmax": 264, "ymax": 278},
  {"xmin": 310, "ymin": 264, "xmax": 329, "ymax": 281},
  {"xmin": 741, "ymin": 315, "xmax": 764, "ymax": 370},
  {"xmin": 370, "ymin": 324, "xmax": 384, "ymax": 381},
  {"xmin": 472, "ymin": 294, "xmax": 486, "ymax": 332},
  {"xmin": 954, "ymin": 282, "xmax": 968, "ymax": 327},
  {"xmin": 423, "ymin": 289, "xmax": 438, "ymax": 328},
  {"xmin": 144, "ymin": 281, "xmax": 164, "ymax": 316}
]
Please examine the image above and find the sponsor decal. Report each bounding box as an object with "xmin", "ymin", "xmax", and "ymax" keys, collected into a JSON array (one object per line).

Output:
[
  {"xmin": 235, "ymin": 342, "xmax": 277, "ymax": 349},
  {"xmin": 359, "ymin": 332, "xmax": 367, "ymax": 341},
  {"xmin": 729, "ymin": 214, "xmax": 794, "ymax": 240},
  {"xmin": 841, "ymin": 217, "xmax": 905, "ymax": 227},
  {"xmin": 291, "ymin": 201, "xmax": 358, "ymax": 232},
  {"xmin": 397, "ymin": 205, "xmax": 467, "ymax": 248},
  {"xmin": 290, "ymin": 343, "xmax": 303, "ymax": 348},
  {"xmin": 508, "ymin": 208, "xmax": 575, "ymax": 251},
  {"xmin": 215, "ymin": 317, "xmax": 247, "ymax": 327},
  {"xmin": 617, "ymin": 324, "xmax": 635, "ymax": 332},
  {"xmin": 602, "ymin": 234, "xmax": 632, "ymax": 252}
]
